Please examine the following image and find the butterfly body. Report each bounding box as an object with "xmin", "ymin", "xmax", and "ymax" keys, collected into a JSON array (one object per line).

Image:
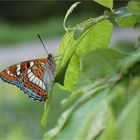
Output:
[{"xmin": 0, "ymin": 54, "xmax": 56, "ymax": 101}]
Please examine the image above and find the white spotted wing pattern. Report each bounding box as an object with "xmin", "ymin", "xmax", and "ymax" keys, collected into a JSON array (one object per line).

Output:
[{"xmin": 0, "ymin": 55, "xmax": 56, "ymax": 101}]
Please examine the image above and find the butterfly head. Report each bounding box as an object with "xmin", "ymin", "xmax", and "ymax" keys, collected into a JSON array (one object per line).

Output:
[{"xmin": 48, "ymin": 54, "xmax": 56, "ymax": 71}]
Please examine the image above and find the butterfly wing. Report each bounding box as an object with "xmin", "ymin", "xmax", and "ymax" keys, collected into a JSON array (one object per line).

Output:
[
  {"xmin": 19, "ymin": 62, "xmax": 55, "ymax": 101},
  {"xmin": 0, "ymin": 64, "xmax": 20, "ymax": 87},
  {"xmin": 0, "ymin": 58, "xmax": 54, "ymax": 101}
]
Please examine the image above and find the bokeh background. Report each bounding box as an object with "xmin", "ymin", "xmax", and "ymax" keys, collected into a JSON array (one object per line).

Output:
[{"xmin": 0, "ymin": 1, "xmax": 139, "ymax": 140}]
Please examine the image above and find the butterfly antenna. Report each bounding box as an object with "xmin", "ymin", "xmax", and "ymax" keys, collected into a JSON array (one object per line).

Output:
[{"xmin": 37, "ymin": 34, "xmax": 49, "ymax": 55}]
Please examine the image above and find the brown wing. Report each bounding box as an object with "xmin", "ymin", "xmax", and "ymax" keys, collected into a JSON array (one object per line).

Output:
[
  {"xmin": 0, "ymin": 58, "xmax": 49, "ymax": 88},
  {"xmin": 19, "ymin": 63, "xmax": 50, "ymax": 101}
]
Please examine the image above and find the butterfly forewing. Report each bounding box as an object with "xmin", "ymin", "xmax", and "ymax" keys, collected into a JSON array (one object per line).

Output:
[{"xmin": 0, "ymin": 64, "xmax": 20, "ymax": 87}]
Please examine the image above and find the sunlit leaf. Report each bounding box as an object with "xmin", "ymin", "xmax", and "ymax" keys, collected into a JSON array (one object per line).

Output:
[
  {"xmin": 64, "ymin": 52, "xmax": 80, "ymax": 91},
  {"xmin": 55, "ymin": 31, "xmax": 73, "ymax": 85},
  {"xmin": 76, "ymin": 20, "xmax": 113, "ymax": 57},
  {"xmin": 56, "ymin": 20, "xmax": 113, "ymax": 85},
  {"xmin": 43, "ymin": 2, "xmax": 140, "ymax": 140},
  {"xmin": 94, "ymin": 0, "xmax": 113, "ymax": 10}
]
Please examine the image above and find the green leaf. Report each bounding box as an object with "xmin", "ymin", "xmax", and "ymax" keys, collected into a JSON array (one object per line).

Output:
[
  {"xmin": 128, "ymin": 77, "xmax": 140, "ymax": 96},
  {"xmin": 44, "ymin": 84, "xmax": 108, "ymax": 140},
  {"xmin": 41, "ymin": 84, "xmax": 69, "ymax": 128},
  {"xmin": 45, "ymin": 84, "xmax": 70, "ymax": 130},
  {"xmin": 41, "ymin": 101, "xmax": 50, "ymax": 127},
  {"xmin": 98, "ymin": 107, "xmax": 116, "ymax": 140},
  {"xmin": 127, "ymin": 1, "xmax": 140, "ymax": 15},
  {"xmin": 64, "ymin": 52, "xmax": 80, "ymax": 91},
  {"xmin": 62, "ymin": 79, "xmax": 105, "ymax": 107},
  {"xmin": 118, "ymin": 51, "xmax": 140, "ymax": 75},
  {"xmin": 135, "ymin": 36, "xmax": 140, "ymax": 49},
  {"xmin": 112, "ymin": 41, "xmax": 137, "ymax": 54},
  {"xmin": 43, "ymin": 107, "xmax": 74, "ymax": 140},
  {"xmin": 76, "ymin": 20, "xmax": 113, "ymax": 57},
  {"xmin": 94, "ymin": 0, "xmax": 113, "ymax": 10},
  {"xmin": 55, "ymin": 31, "xmax": 73, "ymax": 85},
  {"xmin": 76, "ymin": 103, "xmax": 108, "ymax": 140},
  {"xmin": 81, "ymin": 49, "xmax": 125, "ymax": 81},
  {"xmin": 106, "ymin": 82, "xmax": 128, "ymax": 120},
  {"xmin": 56, "ymin": 90, "xmax": 108, "ymax": 140},
  {"xmin": 115, "ymin": 16, "xmax": 139, "ymax": 27},
  {"xmin": 116, "ymin": 95, "xmax": 140, "ymax": 139},
  {"xmin": 56, "ymin": 20, "xmax": 112, "ymax": 85},
  {"xmin": 43, "ymin": 2, "xmax": 140, "ymax": 140},
  {"xmin": 55, "ymin": 29, "xmax": 82, "ymax": 86},
  {"xmin": 114, "ymin": 7, "xmax": 139, "ymax": 27},
  {"xmin": 41, "ymin": 84, "xmax": 54, "ymax": 127},
  {"xmin": 63, "ymin": 2, "xmax": 81, "ymax": 31}
]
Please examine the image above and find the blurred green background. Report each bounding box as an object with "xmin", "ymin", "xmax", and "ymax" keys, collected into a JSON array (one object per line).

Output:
[
  {"xmin": 0, "ymin": 1, "xmax": 129, "ymax": 44},
  {"xmin": 0, "ymin": 1, "xmax": 139, "ymax": 140}
]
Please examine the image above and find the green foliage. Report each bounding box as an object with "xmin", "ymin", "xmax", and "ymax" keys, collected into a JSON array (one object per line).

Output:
[
  {"xmin": 0, "ymin": 15, "xmax": 90, "ymax": 45},
  {"xmin": 42, "ymin": 1, "xmax": 140, "ymax": 140},
  {"xmin": 81, "ymin": 49, "xmax": 125, "ymax": 81},
  {"xmin": 94, "ymin": 0, "xmax": 113, "ymax": 10},
  {"xmin": 116, "ymin": 92, "xmax": 139, "ymax": 139},
  {"xmin": 64, "ymin": 52, "xmax": 80, "ymax": 91},
  {"xmin": 113, "ymin": 7, "xmax": 139, "ymax": 27},
  {"xmin": 76, "ymin": 20, "xmax": 113, "ymax": 57},
  {"xmin": 135, "ymin": 36, "xmax": 140, "ymax": 49},
  {"xmin": 0, "ymin": 18, "xmax": 64, "ymax": 44},
  {"xmin": 127, "ymin": 1, "xmax": 140, "ymax": 15}
]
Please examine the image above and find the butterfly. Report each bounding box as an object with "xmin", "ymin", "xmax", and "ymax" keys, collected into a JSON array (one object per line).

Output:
[{"xmin": 0, "ymin": 35, "xmax": 56, "ymax": 102}]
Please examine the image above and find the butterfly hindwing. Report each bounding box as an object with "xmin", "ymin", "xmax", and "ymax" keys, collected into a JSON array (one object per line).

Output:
[{"xmin": 19, "ymin": 62, "xmax": 54, "ymax": 101}]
